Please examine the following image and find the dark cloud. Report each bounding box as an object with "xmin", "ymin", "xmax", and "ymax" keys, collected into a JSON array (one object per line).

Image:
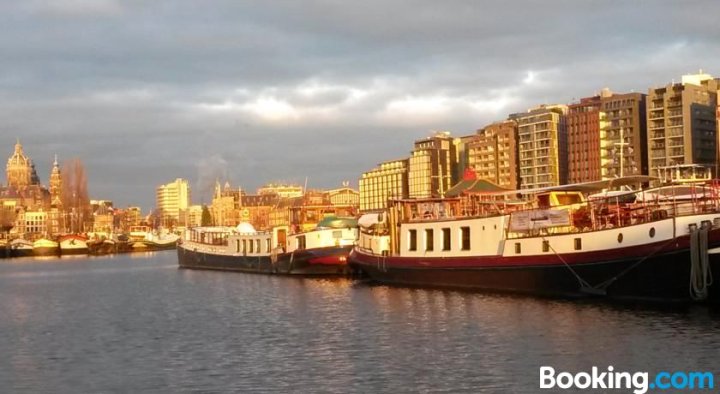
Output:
[{"xmin": 1, "ymin": 1, "xmax": 718, "ymax": 210}]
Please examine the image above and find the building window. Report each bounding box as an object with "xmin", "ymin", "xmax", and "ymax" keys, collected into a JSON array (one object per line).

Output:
[
  {"xmin": 425, "ymin": 229, "xmax": 434, "ymax": 252},
  {"xmin": 442, "ymin": 228, "xmax": 451, "ymax": 251},
  {"xmin": 408, "ymin": 229, "xmax": 417, "ymax": 251},
  {"xmin": 460, "ymin": 226, "xmax": 470, "ymax": 250}
]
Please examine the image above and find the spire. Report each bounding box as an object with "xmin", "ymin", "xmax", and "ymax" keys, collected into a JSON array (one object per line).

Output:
[{"xmin": 54, "ymin": 154, "xmax": 58, "ymax": 167}]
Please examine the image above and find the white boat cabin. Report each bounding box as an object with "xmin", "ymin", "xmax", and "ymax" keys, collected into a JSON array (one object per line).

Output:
[{"xmin": 183, "ymin": 218, "xmax": 358, "ymax": 257}]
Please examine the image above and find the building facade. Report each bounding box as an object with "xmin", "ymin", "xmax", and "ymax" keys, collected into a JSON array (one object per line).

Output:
[
  {"xmin": 359, "ymin": 159, "xmax": 409, "ymax": 212},
  {"xmin": 327, "ymin": 183, "xmax": 360, "ymax": 207},
  {"xmin": 467, "ymin": 120, "xmax": 519, "ymax": 189},
  {"xmin": 210, "ymin": 181, "xmax": 241, "ymax": 227},
  {"xmin": 600, "ymin": 91, "xmax": 647, "ymax": 179},
  {"xmin": 186, "ymin": 205, "xmax": 203, "ymax": 228},
  {"xmin": 156, "ymin": 178, "xmax": 191, "ymax": 227},
  {"xmin": 647, "ymin": 72, "xmax": 719, "ymax": 176},
  {"xmin": 514, "ymin": 105, "xmax": 568, "ymax": 189},
  {"xmin": 6, "ymin": 140, "xmax": 34, "ymax": 190},
  {"xmin": 257, "ymin": 184, "xmax": 303, "ymax": 198},
  {"xmin": 49, "ymin": 156, "xmax": 63, "ymax": 207},
  {"xmin": 408, "ymin": 132, "xmax": 457, "ymax": 199},
  {"xmin": 567, "ymin": 96, "xmax": 602, "ymax": 183}
]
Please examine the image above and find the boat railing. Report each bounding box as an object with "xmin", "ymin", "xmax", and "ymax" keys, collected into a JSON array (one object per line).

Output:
[{"xmin": 506, "ymin": 183, "xmax": 720, "ymax": 239}]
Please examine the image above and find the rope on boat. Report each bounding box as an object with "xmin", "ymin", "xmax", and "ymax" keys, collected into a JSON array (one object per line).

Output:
[
  {"xmin": 541, "ymin": 236, "xmax": 600, "ymax": 294},
  {"xmin": 287, "ymin": 252, "xmax": 295, "ymax": 274},
  {"xmin": 594, "ymin": 235, "xmax": 678, "ymax": 291},
  {"xmin": 689, "ymin": 224, "xmax": 713, "ymax": 301}
]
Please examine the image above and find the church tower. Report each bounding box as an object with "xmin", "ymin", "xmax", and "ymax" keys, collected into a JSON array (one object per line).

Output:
[
  {"xmin": 6, "ymin": 139, "xmax": 33, "ymax": 189},
  {"xmin": 49, "ymin": 155, "xmax": 63, "ymax": 207}
]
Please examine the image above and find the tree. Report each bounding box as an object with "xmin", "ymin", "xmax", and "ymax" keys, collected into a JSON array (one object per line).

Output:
[
  {"xmin": 61, "ymin": 158, "xmax": 91, "ymax": 232},
  {"xmin": 201, "ymin": 205, "xmax": 213, "ymax": 226},
  {"xmin": 0, "ymin": 207, "xmax": 16, "ymax": 233}
]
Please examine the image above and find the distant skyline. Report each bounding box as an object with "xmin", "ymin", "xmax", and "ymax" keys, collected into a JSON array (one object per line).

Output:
[{"xmin": 1, "ymin": 1, "xmax": 718, "ymax": 211}]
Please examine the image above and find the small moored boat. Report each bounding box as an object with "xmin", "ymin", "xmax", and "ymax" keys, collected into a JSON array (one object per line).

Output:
[
  {"xmin": 59, "ymin": 234, "xmax": 89, "ymax": 255},
  {"xmin": 33, "ymin": 238, "xmax": 60, "ymax": 256},
  {"xmin": 177, "ymin": 218, "xmax": 358, "ymax": 276}
]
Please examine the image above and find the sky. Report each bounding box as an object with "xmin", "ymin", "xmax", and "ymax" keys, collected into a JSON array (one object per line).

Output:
[{"xmin": 1, "ymin": 0, "xmax": 719, "ymax": 211}]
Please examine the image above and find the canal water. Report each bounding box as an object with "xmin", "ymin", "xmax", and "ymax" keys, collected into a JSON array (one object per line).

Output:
[{"xmin": 1, "ymin": 251, "xmax": 719, "ymax": 393}]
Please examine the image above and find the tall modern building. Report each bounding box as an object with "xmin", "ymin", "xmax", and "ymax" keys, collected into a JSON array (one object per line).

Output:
[
  {"xmin": 156, "ymin": 178, "xmax": 191, "ymax": 227},
  {"xmin": 408, "ymin": 132, "xmax": 457, "ymax": 199},
  {"xmin": 514, "ymin": 105, "xmax": 568, "ymax": 189},
  {"xmin": 647, "ymin": 72, "xmax": 719, "ymax": 176},
  {"xmin": 567, "ymin": 96, "xmax": 602, "ymax": 183},
  {"xmin": 467, "ymin": 120, "xmax": 519, "ymax": 189},
  {"xmin": 600, "ymin": 91, "xmax": 647, "ymax": 179},
  {"xmin": 359, "ymin": 159, "xmax": 409, "ymax": 212}
]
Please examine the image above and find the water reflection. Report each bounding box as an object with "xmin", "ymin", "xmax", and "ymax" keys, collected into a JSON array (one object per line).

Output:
[{"xmin": 1, "ymin": 253, "xmax": 720, "ymax": 393}]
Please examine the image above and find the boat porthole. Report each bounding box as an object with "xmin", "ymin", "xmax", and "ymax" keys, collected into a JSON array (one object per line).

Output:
[
  {"xmin": 482, "ymin": 226, "xmax": 485, "ymax": 231},
  {"xmin": 494, "ymin": 225, "xmax": 497, "ymax": 230},
  {"xmin": 617, "ymin": 233, "xmax": 623, "ymax": 243},
  {"xmin": 649, "ymin": 227, "xmax": 656, "ymax": 238}
]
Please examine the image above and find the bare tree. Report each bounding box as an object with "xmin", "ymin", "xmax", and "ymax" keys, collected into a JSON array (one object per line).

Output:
[
  {"xmin": 0, "ymin": 207, "xmax": 16, "ymax": 233},
  {"xmin": 61, "ymin": 158, "xmax": 91, "ymax": 232}
]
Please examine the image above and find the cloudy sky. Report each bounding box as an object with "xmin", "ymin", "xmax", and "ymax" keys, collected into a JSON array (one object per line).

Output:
[{"xmin": 1, "ymin": 0, "xmax": 718, "ymax": 210}]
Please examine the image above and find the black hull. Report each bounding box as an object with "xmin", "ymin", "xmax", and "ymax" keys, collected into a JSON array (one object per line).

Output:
[
  {"xmin": 33, "ymin": 247, "xmax": 60, "ymax": 257},
  {"xmin": 10, "ymin": 248, "xmax": 34, "ymax": 258},
  {"xmin": 350, "ymin": 247, "xmax": 720, "ymax": 303},
  {"xmin": 60, "ymin": 248, "xmax": 89, "ymax": 256},
  {"xmin": 177, "ymin": 245, "xmax": 352, "ymax": 276}
]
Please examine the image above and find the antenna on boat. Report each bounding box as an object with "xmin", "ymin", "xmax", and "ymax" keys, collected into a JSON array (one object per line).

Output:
[{"xmin": 613, "ymin": 128, "xmax": 630, "ymax": 179}]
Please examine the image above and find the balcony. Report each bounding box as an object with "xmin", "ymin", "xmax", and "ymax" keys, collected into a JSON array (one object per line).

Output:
[
  {"xmin": 650, "ymin": 149, "xmax": 666, "ymax": 158},
  {"xmin": 669, "ymin": 148, "xmax": 684, "ymax": 157},
  {"xmin": 667, "ymin": 128, "xmax": 684, "ymax": 137},
  {"xmin": 648, "ymin": 111, "xmax": 664, "ymax": 120},
  {"xmin": 650, "ymin": 132, "xmax": 666, "ymax": 139}
]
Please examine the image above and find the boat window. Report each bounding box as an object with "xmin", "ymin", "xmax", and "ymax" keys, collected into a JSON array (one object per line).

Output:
[
  {"xmin": 574, "ymin": 238, "xmax": 582, "ymax": 250},
  {"xmin": 408, "ymin": 230, "xmax": 417, "ymax": 251},
  {"xmin": 556, "ymin": 193, "xmax": 583, "ymax": 206},
  {"xmin": 460, "ymin": 227, "xmax": 470, "ymax": 251},
  {"xmin": 537, "ymin": 194, "xmax": 551, "ymax": 209},
  {"xmin": 442, "ymin": 228, "xmax": 451, "ymax": 251},
  {"xmin": 297, "ymin": 235, "xmax": 306, "ymax": 250},
  {"xmin": 425, "ymin": 229, "xmax": 434, "ymax": 252},
  {"xmin": 515, "ymin": 242, "xmax": 521, "ymax": 254},
  {"xmin": 649, "ymin": 228, "xmax": 656, "ymax": 238},
  {"xmin": 242, "ymin": 240, "xmax": 247, "ymax": 254},
  {"xmin": 255, "ymin": 239, "xmax": 260, "ymax": 253},
  {"xmin": 236, "ymin": 239, "xmax": 240, "ymax": 253},
  {"xmin": 266, "ymin": 238, "xmax": 272, "ymax": 253},
  {"xmin": 617, "ymin": 233, "xmax": 623, "ymax": 243},
  {"xmin": 333, "ymin": 230, "xmax": 343, "ymax": 239},
  {"xmin": 249, "ymin": 239, "xmax": 254, "ymax": 253},
  {"xmin": 542, "ymin": 240, "xmax": 550, "ymax": 253}
]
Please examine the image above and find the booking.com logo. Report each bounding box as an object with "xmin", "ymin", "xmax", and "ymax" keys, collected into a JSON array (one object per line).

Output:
[{"xmin": 540, "ymin": 366, "xmax": 715, "ymax": 393}]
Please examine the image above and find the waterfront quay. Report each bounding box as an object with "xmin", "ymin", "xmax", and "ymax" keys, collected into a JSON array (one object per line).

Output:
[{"xmin": 1, "ymin": 251, "xmax": 718, "ymax": 393}]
